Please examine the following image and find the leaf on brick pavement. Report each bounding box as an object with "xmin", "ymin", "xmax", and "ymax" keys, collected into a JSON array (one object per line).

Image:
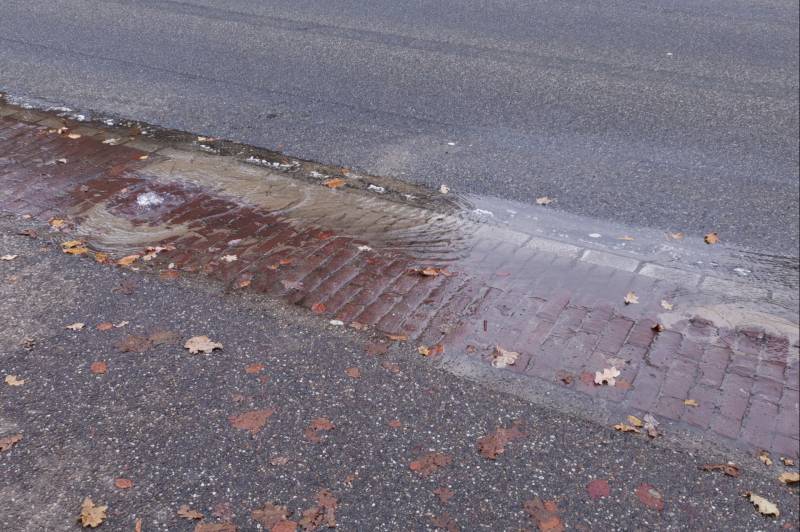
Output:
[
  {"xmin": 635, "ymin": 484, "xmax": 664, "ymax": 511},
  {"xmin": 177, "ymin": 504, "xmax": 204, "ymax": 520},
  {"xmin": 430, "ymin": 512, "xmax": 459, "ymax": 531},
  {"xmin": 78, "ymin": 497, "xmax": 108, "ymax": 528},
  {"xmin": 623, "ymin": 291, "xmax": 639, "ymax": 305},
  {"xmin": 252, "ymin": 502, "xmax": 292, "ymax": 529},
  {"xmin": 586, "ymin": 479, "xmax": 610, "ymax": 499},
  {"xmin": 476, "ymin": 421, "xmax": 526, "ymax": 460},
  {"xmin": 414, "ymin": 266, "xmax": 453, "ymax": 278},
  {"xmin": 778, "ymin": 472, "xmax": 799, "ymax": 484},
  {"xmin": 594, "ymin": 367, "xmax": 620, "ymax": 386},
  {"xmin": 304, "ymin": 417, "xmax": 335, "ymax": 443},
  {"xmin": 491, "ymin": 346, "xmax": 519, "ymax": 368},
  {"xmin": 744, "ymin": 492, "xmax": 779, "ymax": 517},
  {"xmin": 433, "ymin": 487, "xmax": 454, "ymax": 504},
  {"xmin": 651, "ymin": 323, "xmax": 665, "ymax": 333},
  {"xmin": 0, "ymin": 433, "xmax": 22, "ymax": 452},
  {"xmin": 184, "ymin": 335, "xmax": 223, "ymax": 354},
  {"xmin": 701, "ymin": 463, "xmax": 741, "ymax": 477},
  {"xmin": 704, "ymin": 232, "xmax": 720, "ymax": 244},
  {"xmin": 410, "ymin": 452, "xmax": 452, "ymax": 477},
  {"xmin": 221, "ymin": 254, "xmax": 238, "ymax": 263},
  {"xmin": 281, "ymin": 280, "xmax": 303, "ymax": 291},
  {"xmin": 523, "ymin": 497, "xmax": 564, "ymax": 531},
  {"xmin": 229, "ymin": 409, "xmax": 275, "ymax": 435}
]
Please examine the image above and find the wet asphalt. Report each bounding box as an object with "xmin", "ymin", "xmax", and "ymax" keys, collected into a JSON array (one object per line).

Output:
[
  {"xmin": 1, "ymin": 216, "xmax": 798, "ymax": 531},
  {"xmin": 0, "ymin": 0, "xmax": 798, "ymax": 254}
]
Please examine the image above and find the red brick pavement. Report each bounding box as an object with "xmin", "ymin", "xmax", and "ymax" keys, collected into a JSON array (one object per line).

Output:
[{"xmin": 1, "ymin": 108, "xmax": 797, "ymax": 458}]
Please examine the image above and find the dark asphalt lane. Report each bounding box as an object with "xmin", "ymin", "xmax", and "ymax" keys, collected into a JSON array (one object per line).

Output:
[{"xmin": 0, "ymin": 0, "xmax": 798, "ymax": 254}]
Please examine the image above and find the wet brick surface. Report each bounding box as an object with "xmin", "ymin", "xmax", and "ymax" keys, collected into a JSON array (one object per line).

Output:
[{"xmin": 1, "ymin": 109, "xmax": 798, "ymax": 458}]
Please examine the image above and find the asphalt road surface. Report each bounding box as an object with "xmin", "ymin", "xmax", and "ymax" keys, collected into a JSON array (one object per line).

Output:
[{"xmin": 0, "ymin": 0, "xmax": 798, "ymax": 254}]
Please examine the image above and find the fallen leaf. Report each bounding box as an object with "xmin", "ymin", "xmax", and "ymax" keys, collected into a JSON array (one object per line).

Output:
[
  {"xmin": 586, "ymin": 479, "xmax": 610, "ymax": 499},
  {"xmin": 535, "ymin": 196, "xmax": 554, "ymax": 206},
  {"xmin": 78, "ymin": 497, "xmax": 108, "ymax": 528},
  {"xmin": 388, "ymin": 419, "xmax": 402, "ymax": 429},
  {"xmin": 418, "ymin": 344, "xmax": 444, "ymax": 357},
  {"xmin": 781, "ymin": 457, "xmax": 795, "ymax": 466},
  {"xmin": 297, "ymin": 489, "xmax": 337, "ymax": 529},
  {"xmin": 304, "ymin": 417, "xmax": 335, "ymax": 443},
  {"xmin": 114, "ymin": 478, "xmax": 133, "ymax": 489},
  {"xmin": 594, "ymin": 367, "xmax": 620, "ymax": 386},
  {"xmin": 90, "ymin": 361, "xmax": 108, "ymax": 375},
  {"xmin": 701, "ymin": 463, "xmax": 741, "ymax": 477},
  {"xmin": 381, "ymin": 361, "xmax": 401, "ymax": 374},
  {"xmin": 523, "ymin": 497, "xmax": 564, "ymax": 531},
  {"xmin": 635, "ymin": 484, "xmax": 665, "ymax": 511},
  {"xmin": 115, "ymin": 335, "xmax": 152, "ymax": 353},
  {"xmin": 116, "ymin": 254, "xmax": 141, "ymax": 267},
  {"xmin": 184, "ymin": 335, "xmax": 223, "ymax": 354},
  {"xmin": 1, "ymin": 254, "xmax": 18, "ymax": 261},
  {"xmin": 643, "ymin": 414, "xmax": 660, "ymax": 438},
  {"xmin": 4, "ymin": 375, "xmax": 24, "ymax": 386},
  {"xmin": 627, "ymin": 415, "xmax": 644, "ymax": 427},
  {"xmin": 349, "ymin": 321, "xmax": 368, "ymax": 331},
  {"xmin": 49, "ymin": 218, "xmax": 67, "ymax": 229},
  {"xmin": 618, "ymin": 235, "xmax": 635, "ymax": 241},
  {"xmin": 409, "ymin": 452, "xmax": 452, "ymax": 477},
  {"xmin": 684, "ymin": 399, "xmax": 699, "ymax": 407},
  {"xmin": 744, "ymin": 492, "xmax": 779, "ymax": 517},
  {"xmin": 252, "ymin": 503, "xmax": 292, "ymax": 529},
  {"xmin": 759, "ymin": 450, "xmax": 774, "ymax": 466},
  {"xmin": 102, "ymin": 138, "xmax": 121, "ymax": 145},
  {"xmin": 135, "ymin": 518, "xmax": 142, "ymax": 532},
  {"xmin": 221, "ymin": 254, "xmax": 237, "ymax": 263},
  {"xmin": 177, "ymin": 505, "xmax": 204, "ymax": 520},
  {"xmin": 96, "ymin": 322, "xmax": 113, "ymax": 331},
  {"xmin": 194, "ymin": 523, "xmax": 237, "ymax": 532},
  {"xmin": 779, "ymin": 472, "xmax": 800, "ymax": 484},
  {"xmin": 660, "ymin": 300, "xmax": 674, "ymax": 310},
  {"xmin": 0, "ymin": 433, "xmax": 22, "ymax": 452},
  {"xmin": 433, "ymin": 487, "xmax": 454, "ymax": 504},
  {"xmin": 491, "ymin": 346, "xmax": 519, "ymax": 368},
  {"xmin": 67, "ymin": 133, "xmax": 82, "ymax": 139},
  {"xmin": 229, "ymin": 409, "xmax": 275, "ymax": 435},
  {"xmin": 704, "ymin": 232, "xmax": 720, "ymax": 244},
  {"xmin": 430, "ymin": 512, "xmax": 459, "ymax": 531},
  {"xmin": 651, "ymin": 323, "xmax": 665, "ymax": 333},
  {"xmin": 323, "ymin": 178, "xmax": 346, "ymax": 189},
  {"xmin": 386, "ymin": 333, "xmax": 408, "ymax": 342},
  {"xmin": 17, "ymin": 228, "xmax": 38, "ymax": 238},
  {"xmin": 115, "ymin": 321, "xmax": 129, "ymax": 328},
  {"xmin": 415, "ymin": 266, "xmax": 452, "ymax": 277},
  {"xmin": 245, "ymin": 363, "xmax": 265, "ymax": 374},
  {"xmin": 613, "ymin": 423, "xmax": 641, "ymax": 433},
  {"xmin": 270, "ymin": 456, "xmax": 290, "ymax": 466},
  {"xmin": 237, "ymin": 278, "xmax": 251, "ymax": 288},
  {"xmin": 345, "ymin": 367, "xmax": 361, "ymax": 379},
  {"xmin": 439, "ymin": 184, "xmax": 450, "ymax": 194},
  {"xmin": 94, "ymin": 252, "xmax": 110, "ymax": 264},
  {"xmin": 477, "ymin": 421, "xmax": 526, "ymax": 459},
  {"xmin": 148, "ymin": 329, "xmax": 179, "ymax": 346},
  {"xmin": 623, "ymin": 291, "xmax": 639, "ymax": 305},
  {"xmin": 66, "ymin": 322, "xmax": 85, "ymax": 331}
]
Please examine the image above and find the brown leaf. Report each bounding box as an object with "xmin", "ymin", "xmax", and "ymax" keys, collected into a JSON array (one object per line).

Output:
[
  {"xmin": 759, "ymin": 450, "xmax": 774, "ymax": 466},
  {"xmin": 18, "ymin": 228, "xmax": 38, "ymax": 238},
  {"xmin": 683, "ymin": 399, "xmax": 699, "ymax": 407},
  {"xmin": 270, "ymin": 456, "xmax": 290, "ymax": 466},
  {"xmin": 252, "ymin": 503, "xmax": 292, "ymax": 529},
  {"xmin": 523, "ymin": 498, "xmax": 564, "ymax": 531},
  {"xmin": 704, "ymin": 232, "xmax": 720, "ymax": 244},
  {"xmin": 117, "ymin": 254, "xmax": 141, "ymax": 267},
  {"xmin": 430, "ymin": 512, "xmax": 459, "ymax": 531},
  {"xmin": 311, "ymin": 302, "xmax": 327, "ymax": 314},
  {"xmin": 148, "ymin": 329, "xmax": 179, "ymax": 346},
  {"xmin": 477, "ymin": 421, "xmax": 526, "ymax": 459},
  {"xmin": 635, "ymin": 483, "xmax": 664, "ymax": 511},
  {"xmin": 779, "ymin": 472, "xmax": 800, "ymax": 484},
  {"xmin": 700, "ymin": 463, "xmax": 741, "ymax": 477},
  {"xmin": 96, "ymin": 322, "xmax": 113, "ymax": 331},
  {"xmin": 94, "ymin": 252, "xmax": 111, "ymax": 264},
  {"xmin": 613, "ymin": 423, "xmax": 641, "ymax": 434},
  {"xmin": 323, "ymin": 178, "xmax": 346, "ymax": 189},
  {"xmin": 433, "ymin": 487, "xmax": 454, "ymax": 504},
  {"xmin": 114, "ymin": 478, "xmax": 133, "ymax": 489},
  {"xmin": 134, "ymin": 517, "xmax": 142, "ymax": 532},
  {"xmin": 388, "ymin": 419, "xmax": 402, "ymax": 429},
  {"xmin": 184, "ymin": 335, "xmax": 223, "ymax": 354},
  {"xmin": 365, "ymin": 342, "xmax": 388, "ymax": 356},
  {"xmin": 304, "ymin": 417, "xmax": 335, "ymax": 443},
  {"xmin": 245, "ymin": 363, "xmax": 265, "ymax": 374},
  {"xmin": 115, "ymin": 335, "xmax": 152, "ymax": 353},
  {"xmin": 0, "ymin": 433, "xmax": 22, "ymax": 452},
  {"xmin": 491, "ymin": 346, "xmax": 519, "ymax": 368},
  {"xmin": 418, "ymin": 344, "xmax": 444, "ymax": 357},
  {"xmin": 177, "ymin": 504, "xmax": 204, "ymax": 520},
  {"xmin": 271, "ymin": 521, "xmax": 298, "ymax": 532},
  {"xmin": 90, "ymin": 361, "xmax": 108, "ymax": 375},
  {"xmin": 229, "ymin": 409, "xmax": 275, "ymax": 435},
  {"xmin": 194, "ymin": 523, "xmax": 237, "ymax": 532},
  {"xmin": 298, "ymin": 489, "xmax": 337, "ymax": 529},
  {"xmin": 160, "ymin": 270, "xmax": 180, "ymax": 280},
  {"xmin": 586, "ymin": 479, "xmax": 610, "ymax": 499},
  {"xmin": 416, "ymin": 266, "xmax": 452, "ymax": 277},
  {"xmin": 345, "ymin": 367, "xmax": 361, "ymax": 379},
  {"xmin": 409, "ymin": 452, "xmax": 452, "ymax": 477},
  {"xmin": 386, "ymin": 333, "xmax": 408, "ymax": 342},
  {"xmin": 78, "ymin": 497, "xmax": 108, "ymax": 528},
  {"xmin": 381, "ymin": 361, "xmax": 401, "ymax": 374}
]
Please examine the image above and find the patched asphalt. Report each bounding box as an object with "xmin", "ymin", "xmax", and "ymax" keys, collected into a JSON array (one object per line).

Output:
[{"xmin": 1, "ymin": 214, "xmax": 798, "ymax": 531}]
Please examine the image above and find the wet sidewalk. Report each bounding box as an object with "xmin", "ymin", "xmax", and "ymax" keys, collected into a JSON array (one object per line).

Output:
[{"xmin": 1, "ymin": 101, "xmax": 798, "ymax": 459}]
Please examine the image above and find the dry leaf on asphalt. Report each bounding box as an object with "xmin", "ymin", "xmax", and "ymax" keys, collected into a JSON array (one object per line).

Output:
[
  {"xmin": 345, "ymin": 367, "xmax": 361, "ymax": 379},
  {"xmin": 627, "ymin": 415, "xmax": 644, "ymax": 427},
  {"xmin": 668, "ymin": 231, "xmax": 684, "ymax": 240},
  {"xmin": 114, "ymin": 478, "xmax": 133, "ymax": 489},
  {"xmin": 78, "ymin": 497, "xmax": 108, "ymax": 528},
  {"xmin": 759, "ymin": 450, "xmax": 773, "ymax": 466},
  {"xmin": 177, "ymin": 504, "xmax": 204, "ymax": 520},
  {"xmin": 535, "ymin": 196, "xmax": 554, "ymax": 205},
  {"xmin": 323, "ymin": 178, "xmax": 346, "ymax": 189},
  {"xmin": 49, "ymin": 218, "xmax": 67, "ymax": 229},
  {"xmin": 96, "ymin": 322, "xmax": 113, "ymax": 331},
  {"xmin": 744, "ymin": 492, "xmax": 779, "ymax": 517},
  {"xmin": 194, "ymin": 523, "xmax": 237, "ymax": 532},
  {"xmin": 184, "ymin": 336, "xmax": 223, "ymax": 354},
  {"xmin": 651, "ymin": 323, "xmax": 665, "ymax": 333},
  {"xmin": 298, "ymin": 489, "xmax": 337, "ymax": 530},
  {"xmin": 90, "ymin": 361, "xmax": 107, "ymax": 375},
  {"xmin": 613, "ymin": 423, "xmax": 641, "ymax": 434},
  {"xmin": 229, "ymin": 409, "xmax": 275, "ymax": 435},
  {"xmin": 523, "ymin": 497, "xmax": 564, "ymax": 531},
  {"xmin": 586, "ymin": 479, "xmax": 611, "ymax": 499},
  {"xmin": 1, "ymin": 254, "xmax": 18, "ymax": 261},
  {"xmin": 660, "ymin": 300, "xmax": 674, "ymax": 310},
  {"xmin": 491, "ymin": 346, "xmax": 519, "ymax": 368},
  {"xmin": 409, "ymin": 452, "xmax": 452, "ymax": 477},
  {"xmin": 477, "ymin": 421, "xmax": 525, "ymax": 460},
  {"xmin": 66, "ymin": 322, "xmax": 85, "ymax": 331},
  {"xmin": 594, "ymin": 367, "xmax": 620, "ymax": 386},
  {"xmin": 704, "ymin": 232, "xmax": 720, "ymax": 244},
  {"xmin": 0, "ymin": 433, "xmax": 22, "ymax": 452},
  {"xmin": 701, "ymin": 463, "xmax": 740, "ymax": 477},
  {"xmin": 684, "ymin": 399, "xmax": 699, "ymax": 407},
  {"xmin": 439, "ymin": 184, "xmax": 450, "ymax": 194},
  {"xmin": 386, "ymin": 333, "xmax": 408, "ymax": 342},
  {"xmin": 134, "ymin": 518, "xmax": 142, "ymax": 532},
  {"xmin": 245, "ymin": 363, "xmax": 265, "ymax": 374},
  {"xmin": 643, "ymin": 414, "xmax": 660, "ymax": 438},
  {"xmin": 635, "ymin": 484, "xmax": 664, "ymax": 511},
  {"xmin": 252, "ymin": 502, "xmax": 293, "ymax": 529},
  {"xmin": 304, "ymin": 417, "xmax": 335, "ymax": 443},
  {"xmin": 778, "ymin": 472, "xmax": 800, "ymax": 484},
  {"xmin": 116, "ymin": 254, "xmax": 140, "ymax": 267},
  {"xmin": 418, "ymin": 344, "xmax": 444, "ymax": 357},
  {"xmin": 623, "ymin": 291, "xmax": 639, "ymax": 305},
  {"xmin": 4, "ymin": 375, "xmax": 24, "ymax": 386},
  {"xmin": 433, "ymin": 487, "xmax": 454, "ymax": 504},
  {"xmin": 781, "ymin": 457, "xmax": 795, "ymax": 466},
  {"xmin": 430, "ymin": 512, "xmax": 459, "ymax": 531}
]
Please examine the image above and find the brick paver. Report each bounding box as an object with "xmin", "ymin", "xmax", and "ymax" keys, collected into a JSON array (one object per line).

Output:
[{"xmin": 1, "ymin": 106, "xmax": 797, "ymax": 458}]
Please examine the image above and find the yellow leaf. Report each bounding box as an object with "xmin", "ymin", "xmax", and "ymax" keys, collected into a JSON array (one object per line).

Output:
[
  {"xmin": 744, "ymin": 492, "xmax": 779, "ymax": 517},
  {"xmin": 684, "ymin": 399, "xmax": 699, "ymax": 407},
  {"xmin": 627, "ymin": 415, "xmax": 644, "ymax": 427},
  {"xmin": 61, "ymin": 240, "xmax": 83, "ymax": 249},
  {"xmin": 613, "ymin": 423, "xmax": 641, "ymax": 433},
  {"xmin": 4, "ymin": 375, "xmax": 24, "ymax": 386},
  {"xmin": 49, "ymin": 218, "xmax": 67, "ymax": 229},
  {"xmin": 418, "ymin": 345, "xmax": 431, "ymax": 356},
  {"xmin": 64, "ymin": 247, "xmax": 89, "ymax": 255},
  {"xmin": 94, "ymin": 252, "xmax": 110, "ymax": 264},
  {"xmin": 778, "ymin": 472, "xmax": 799, "ymax": 484},
  {"xmin": 116, "ymin": 254, "xmax": 140, "ymax": 267},
  {"xmin": 759, "ymin": 451, "xmax": 773, "ymax": 466},
  {"xmin": 78, "ymin": 497, "xmax": 108, "ymax": 528},
  {"xmin": 704, "ymin": 232, "xmax": 720, "ymax": 244}
]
